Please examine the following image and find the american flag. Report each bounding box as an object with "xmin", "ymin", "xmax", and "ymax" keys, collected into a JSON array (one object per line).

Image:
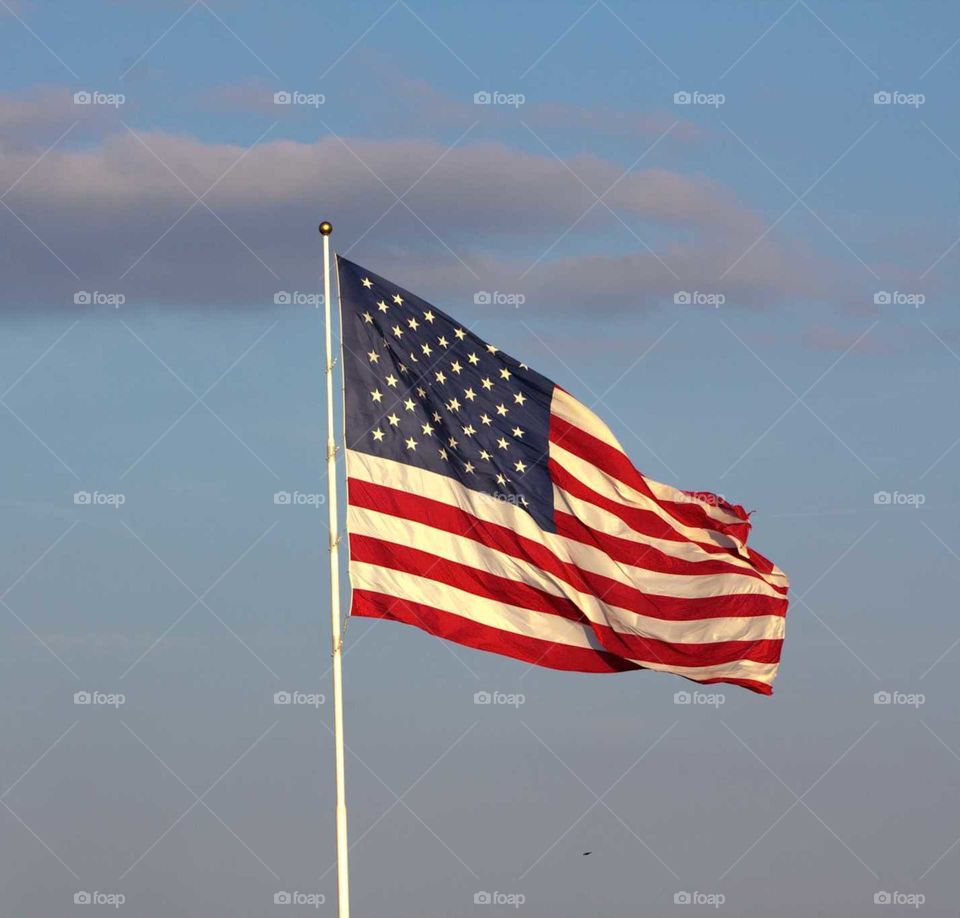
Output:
[{"xmin": 339, "ymin": 257, "xmax": 789, "ymax": 695}]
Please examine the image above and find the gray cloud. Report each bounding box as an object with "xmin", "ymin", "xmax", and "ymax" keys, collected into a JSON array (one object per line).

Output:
[{"xmin": 0, "ymin": 98, "xmax": 849, "ymax": 312}]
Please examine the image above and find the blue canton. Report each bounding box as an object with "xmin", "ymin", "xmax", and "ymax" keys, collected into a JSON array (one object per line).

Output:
[{"xmin": 339, "ymin": 257, "xmax": 557, "ymax": 532}]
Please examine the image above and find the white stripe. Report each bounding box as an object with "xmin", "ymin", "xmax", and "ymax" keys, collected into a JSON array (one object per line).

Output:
[
  {"xmin": 551, "ymin": 441, "xmax": 747, "ymax": 554},
  {"xmin": 350, "ymin": 560, "xmax": 778, "ymax": 684},
  {"xmin": 348, "ymin": 449, "xmax": 786, "ymax": 592},
  {"xmin": 551, "ymin": 387, "xmax": 750, "ymax": 530},
  {"xmin": 553, "ymin": 484, "xmax": 788, "ymax": 597},
  {"xmin": 552, "ymin": 387, "xmax": 625, "ymax": 450},
  {"xmin": 349, "ymin": 504, "xmax": 786, "ymax": 644}
]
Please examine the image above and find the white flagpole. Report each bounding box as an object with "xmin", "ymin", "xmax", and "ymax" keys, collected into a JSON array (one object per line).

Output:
[{"xmin": 319, "ymin": 220, "xmax": 350, "ymax": 918}]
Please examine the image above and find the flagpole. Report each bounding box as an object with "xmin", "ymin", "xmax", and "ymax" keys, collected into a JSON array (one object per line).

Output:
[{"xmin": 319, "ymin": 220, "xmax": 350, "ymax": 918}]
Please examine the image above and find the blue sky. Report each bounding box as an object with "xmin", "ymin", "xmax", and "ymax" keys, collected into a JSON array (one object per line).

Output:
[{"xmin": 2, "ymin": 1, "xmax": 960, "ymax": 915}]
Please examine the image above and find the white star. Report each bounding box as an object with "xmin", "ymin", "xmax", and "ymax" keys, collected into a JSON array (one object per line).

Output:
[
  {"xmin": 448, "ymin": 436, "xmax": 458, "ymax": 448},
  {"xmin": 377, "ymin": 300, "xmax": 389, "ymax": 313},
  {"xmin": 438, "ymin": 447, "xmax": 448, "ymax": 460},
  {"xmin": 514, "ymin": 459, "xmax": 527, "ymax": 473},
  {"xmin": 370, "ymin": 389, "xmax": 383, "ymax": 403},
  {"xmin": 467, "ymin": 352, "xmax": 480, "ymax": 365},
  {"xmin": 496, "ymin": 473, "xmax": 507, "ymax": 486},
  {"xmin": 519, "ymin": 362, "xmax": 528, "ymax": 370},
  {"xmin": 464, "ymin": 461, "xmax": 475, "ymax": 474},
  {"xmin": 407, "ymin": 317, "xmax": 419, "ymax": 330},
  {"xmin": 513, "ymin": 392, "xmax": 526, "ymax": 406},
  {"xmin": 387, "ymin": 413, "xmax": 400, "ymax": 426},
  {"xmin": 399, "ymin": 363, "xmax": 408, "ymax": 373},
  {"xmin": 372, "ymin": 428, "xmax": 385, "ymax": 442},
  {"xmin": 392, "ymin": 294, "xmax": 403, "ymax": 305},
  {"xmin": 481, "ymin": 377, "xmax": 494, "ymax": 391},
  {"xmin": 416, "ymin": 386, "xmax": 427, "ymax": 398},
  {"xmin": 362, "ymin": 311, "xmax": 373, "ymax": 324},
  {"xmin": 479, "ymin": 449, "xmax": 492, "ymax": 461},
  {"xmin": 421, "ymin": 422, "xmax": 434, "ymax": 436},
  {"xmin": 405, "ymin": 437, "xmax": 417, "ymax": 451},
  {"xmin": 367, "ymin": 350, "xmax": 379, "ymax": 364},
  {"xmin": 499, "ymin": 367, "xmax": 511, "ymax": 380},
  {"xmin": 486, "ymin": 344, "xmax": 498, "ymax": 354},
  {"xmin": 463, "ymin": 424, "xmax": 476, "ymax": 436},
  {"xmin": 479, "ymin": 413, "xmax": 492, "ymax": 426},
  {"xmin": 447, "ymin": 397, "xmax": 461, "ymax": 411},
  {"xmin": 432, "ymin": 411, "xmax": 442, "ymax": 423},
  {"xmin": 454, "ymin": 327, "xmax": 466, "ymax": 340},
  {"xmin": 421, "ymin": 343, "xmax": 433, "ymax": 357},
  {"xmin": 450, "ymin": 360, "xmax": 462, "ymax": 374},
  {"xmin": 512, "ymin": 426, "xmax": 524, "ymax": 438},
  {"xmin": 423, "ymin": 310, "xmax": 435, "ymax": 323},
  {"xmin": 361, "ymin": 277, "xmax": 373, "ymax": 288},
  {"xmin": 385, "ymin": 374, "xmax": 398, "ymax": 388},
  {"xmin": 404, "ymin": 398, "xmax": 416, "ymax": 412},
  {"xmin": 464, "ymin": 387, "xmax": 476, "ymax": 401},
  {"xmin": 435, "ymin": 371, "xmax": 447, "ymax": 384},
  {"xmin": 495, "ymin": 403, "xmax": 508, "ymax": 416},
  {"xmin": 392, "ymin": 325, "xmax": 403, "ymax": 338},
  {"xmin": 438, "ymin": 335, "xmax": 449, "ymax": 347},
  {"xmin": 497, "ymin": 437, "xmax": 509, "ymax": 450}
]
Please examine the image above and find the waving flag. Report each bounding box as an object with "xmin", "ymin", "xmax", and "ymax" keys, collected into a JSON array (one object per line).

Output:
[{"xmin": 339, "ymin": 258, "xmax": 789, "ymax": 694}]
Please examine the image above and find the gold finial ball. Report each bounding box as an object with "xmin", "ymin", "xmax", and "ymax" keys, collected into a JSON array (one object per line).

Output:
[{"xmin": 318, "ymin": 221, "xmax": 333, "ymax": 236}]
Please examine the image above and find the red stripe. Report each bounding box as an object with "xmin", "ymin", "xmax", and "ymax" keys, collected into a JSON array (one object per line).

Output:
[
  {"xmin": 550, "ymin": 413, "xmax": 752, "ymax": 545},
  {"xmin": 354, "ymin": 589, "xmax": 775, "ymax": 693},
  {"xmin": 349, "ymin": 478, "xmax": 786, "ymax": 620},
  {"xmin": 351, "ymin": 535, "xmax": 784, "ymax": 668},
  {"xmin": 554, "ymin": 509, "xmax": 787, "ymax": 596},
  {"xmin": 551, "ymin": 459, "xmax": 750, "ymax": 558},
  {"xmin": 353, "ymin": 534, "xmax": 783, "ymax": 667},
  {"xmin": 686, "ymin": 675, "xmax": 773, "ymax": 696},
  {"xmin": 352, "ymin": 589, "xmax": 638, "ymax": 674}
]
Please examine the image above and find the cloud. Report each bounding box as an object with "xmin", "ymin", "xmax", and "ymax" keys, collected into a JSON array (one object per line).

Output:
[
  {"xmin": 0, "ymin": 100, "xmax": 850, "ymax": 311},
  {"xmin": 197, "ymin": 58, "xmax": 704, "ymax": 145},
  {"xmin": 0, "ymin": 85, "xmax": 130, "ymax": 150}
]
